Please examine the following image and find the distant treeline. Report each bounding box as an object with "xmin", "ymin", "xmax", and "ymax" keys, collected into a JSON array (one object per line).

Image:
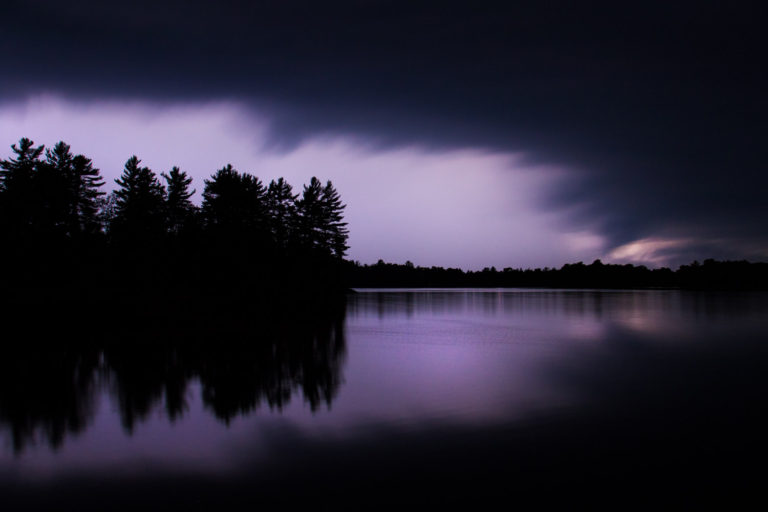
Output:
[
  {"xmin": 346, "ymin": 259, "xmax": 768, "ymax": 290},
  {"xmin": 0, "ymin": 137, "xmax": 348, "ymax": 294},
  {"xmin": 3, "ymin": 137, "xmax": 766, "ymax": 293}
]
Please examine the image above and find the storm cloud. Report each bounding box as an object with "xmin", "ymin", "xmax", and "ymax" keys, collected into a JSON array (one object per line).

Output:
[{"xmin": 1, "ymin": 0, "xmax": 766, "ymax": 266}]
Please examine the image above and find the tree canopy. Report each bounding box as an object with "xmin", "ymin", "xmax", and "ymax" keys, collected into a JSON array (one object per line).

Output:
[{"xmin": 0, "ymin": 136, "xmax": 350, "ymax": 290}]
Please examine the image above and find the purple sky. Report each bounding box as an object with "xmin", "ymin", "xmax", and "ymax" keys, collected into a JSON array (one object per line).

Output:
[
  {"xmin": 0, "ymin": 96, "xmax": 607, "ymax": 270},
  {"xmin": 2, "ymin": 1, "xmax": 767, "ymax": 268}
]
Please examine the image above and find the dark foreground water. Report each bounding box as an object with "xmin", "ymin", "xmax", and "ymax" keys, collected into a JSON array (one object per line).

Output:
[{"xmin": 2, "ymin": 289, "xmax": 768, "ymax": 509}]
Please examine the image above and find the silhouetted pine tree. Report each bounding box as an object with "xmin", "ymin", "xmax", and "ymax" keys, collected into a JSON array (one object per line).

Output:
[
  {"xmin": 34, "ymin": 142, "xmax": 72, "ymax": 239},
  {"xmin": 43, "ymin": 142, "xmax": 105, "ymax": 239},
  {"xmin": 320, "ymin": 180, "xmax": 349, "ymax": 258},
  {"xmin": 70, "ymin": 155, "xmax": 105, "ymax": 238},
  {"xmin": 295, "ymin": 177, "xmax": 348, "ymax": 258},
  {"xmin": 0, "ymin": 137, "xmax": 45, "ymax": 240},
  {"xmin": 265, "ymin": 177, "xmax": 297, "ymax": 249},
  {"xmin": 295, "ymin": 177, "xmax": 325, "ymax": 252},
  {"xmin": 110, "ymin": 156, "xmax": 166, "ymax": 242},
  {"xmin": 162, "ymin": 166, "xmax": 196, "ymax": 236},
  {"xmin": 202, "ymin": 164, "xmax": 267, "ymax": 239}
]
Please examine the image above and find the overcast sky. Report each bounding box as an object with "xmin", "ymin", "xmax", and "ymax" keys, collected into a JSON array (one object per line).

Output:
[{"xmin": 1, "ymin": 1, "xmax": 766, "ymax": 269}]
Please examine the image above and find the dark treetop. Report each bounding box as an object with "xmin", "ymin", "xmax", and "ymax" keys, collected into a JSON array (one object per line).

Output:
[{"xmin": 0, "ymin": 137, "xmax": 349, "ymax": 295}]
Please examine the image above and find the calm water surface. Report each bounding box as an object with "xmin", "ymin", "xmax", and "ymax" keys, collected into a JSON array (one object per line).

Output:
[{"xmin": 2, "ymin": 289, "xmax": 767, "ymax": 509}]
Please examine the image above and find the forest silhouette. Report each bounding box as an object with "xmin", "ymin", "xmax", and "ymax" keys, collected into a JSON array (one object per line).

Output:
[
  {"xmin": 0, "ymin": 137, "xmax": 349, "ymax": 295},
  {"xmin": 2, "ymin": 136, "xmax": 766, "ymax": 292},
  {"xmin": 348, "ymin": 258, "xmax": 768, "ymax": 289}
]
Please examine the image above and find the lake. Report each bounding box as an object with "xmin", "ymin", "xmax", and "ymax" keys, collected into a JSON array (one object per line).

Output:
[{"xmin": 2, "ymin": 289, "xmax": 767, "ymax": 509}]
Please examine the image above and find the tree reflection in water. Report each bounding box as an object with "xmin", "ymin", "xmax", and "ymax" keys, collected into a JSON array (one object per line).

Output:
[{"xmin": 0, "ymin": 294, "xmax": 347, "ymax": 452}]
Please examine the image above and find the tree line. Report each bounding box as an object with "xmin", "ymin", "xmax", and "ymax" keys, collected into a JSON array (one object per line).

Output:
[
  {"xmin": 347, "ymin": 258, "xmax": 768, "ymax": 290},
  {"xmin": 0, "ymin": 137, "xmax": 349, "ymax": 291},
  {"xmin": 3, "ymin": 137, "xmax": 765, "ymax": 292}
]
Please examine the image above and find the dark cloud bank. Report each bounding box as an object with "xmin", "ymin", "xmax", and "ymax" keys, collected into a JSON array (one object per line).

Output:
[{"xmin": 2, "ymin": 0, "xmax": 767, "ymax": 264}]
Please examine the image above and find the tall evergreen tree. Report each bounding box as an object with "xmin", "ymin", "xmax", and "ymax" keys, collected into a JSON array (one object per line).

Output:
[
  {"xmin": 0, "ymin": 137, "xmax": 43, "ymax": 193},
  {"xmin": 33, "ymin": 141, "xmax": 72, "ymax": 238},
  {"xmin": 295, "ymin": 177, "xmax": 348, "ymax": 257},
  {"xmin": 162, "ymin": 166, "xmax": 196, "ymax": 236},
  {"xmin": 202, "ymin": 164, "xmax": 267, "ymax": 236},
  {"xmin": 40, "ymin": 142, "xmax": 75, "ymax": 236},
  {"xmin": 0, "ymin": 137, "xmax": 45, "ymax": 238},
  {"xmin": 43, "ymin": 142, "xmax": 105, "ymax": 238},
  {"xmin": 265, "ymin": 177, "xmax": 297, "ymax": 249},
  {"xmin": 111, "ymin": 156, "xmax": 166, "ymax": 241},
  {"xmin": 320, "ymin": 180, "xmax": 349, "ymax": 258},
  {"xmin": 69, "ymin": 154, "xmax": 105, "ymax": 237},
  {"xmin": 295, "ymin": 177, "xmax": 325, "ymax": 252}
]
